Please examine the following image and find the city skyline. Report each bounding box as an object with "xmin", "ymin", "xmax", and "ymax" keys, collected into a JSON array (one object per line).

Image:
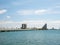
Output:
[{"xmin": 0, "ymin": 0, "xmax": 60, "ymax": 29}]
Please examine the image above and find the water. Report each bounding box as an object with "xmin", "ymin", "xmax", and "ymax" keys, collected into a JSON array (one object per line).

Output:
[{"xmin": 0, "ymin": 30, "xmax": 60, "ymax": 45}]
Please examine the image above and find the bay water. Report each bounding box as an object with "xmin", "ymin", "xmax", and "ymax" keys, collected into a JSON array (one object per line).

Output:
[{"xmin": 0, "ymin": 30, "xmax": 60, "ymax": 45}]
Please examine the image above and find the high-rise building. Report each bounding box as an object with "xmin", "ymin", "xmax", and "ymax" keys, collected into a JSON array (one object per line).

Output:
[
  {"xmin": 21, "ymin": 24, "xmax": 27, "ymax": 29},
  {"xmin": 42, "ymin": 23, "xmax": 47, "ymax": 30}
]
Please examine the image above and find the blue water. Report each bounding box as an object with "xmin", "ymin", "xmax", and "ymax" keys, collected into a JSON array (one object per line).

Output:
[{"xmin": 0, "ymin": 30, "xmax": 60, "ymax": 45}]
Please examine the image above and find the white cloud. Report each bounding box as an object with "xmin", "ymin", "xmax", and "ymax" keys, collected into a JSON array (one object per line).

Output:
[
  {"xmin": 0, "ymin": 21, "xmax": 13, "ymax": 24},
  {"xmin": 12, "ymin": 2, "xmax": 21, "ymax": 6},
  {"xmin": 56, "ymin": 6, "xmax": 60, "ymax": 8},
  {"xmin": 0, "ymin": 20, "xmax": 60, "ymax": 29},
  {"xmin": 17, "ymin": 9, "xmax": 48, "ymax": 15},
  {"xmin": 0, "ymin": 9, "xmax": 7, "ymax": 14},
  {"xmin": 17, "ymin": 9, "xmax": 60, "ymax": 15},
  {"xmin": 48, "ymin": 10, "xmax": 60, "ymax": 14},
  {"xmin": 12, "ymin": 0, "xmax": 32, "ymax": 6},
  {"xmin": 47, "ymin": 10, "xmax": 60, "ymax": 14},
  {"xmin": 55, "ymin": 3, "xmax": 60, "ymax": 8},
  {"xmin": 35, "ymin": 9, "xmax": 48, "ymax": 15},
  {"xmin": 6, "ymin": 16, "xmax": 11, "ymax": 19},
  {"xmin": 17, "ymin": 10, "xmax": 34, "ymax": 15}
]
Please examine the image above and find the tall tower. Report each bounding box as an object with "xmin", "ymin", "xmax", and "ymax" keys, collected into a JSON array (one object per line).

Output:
[
  {"xmin": 21, "ymin": 24, "xmax": 27, "ymax": 29},
  {"xmin": 42, "ymin": 23, "xmax": 47, "ymax": 30}
]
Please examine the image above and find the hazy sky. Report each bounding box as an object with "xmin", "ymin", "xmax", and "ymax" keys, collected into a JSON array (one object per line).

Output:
[{"xmin": 0, "ymin": 0, "xmax": 60, "ymax": 29}]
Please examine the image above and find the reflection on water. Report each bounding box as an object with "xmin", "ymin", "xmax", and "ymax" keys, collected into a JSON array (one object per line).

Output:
[{"xmin": 0, "ymin": 30, "xmax": 60, "ymax": 45}]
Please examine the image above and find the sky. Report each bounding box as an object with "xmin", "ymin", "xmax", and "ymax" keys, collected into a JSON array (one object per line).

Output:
[{"xmin": 0, "ymin": 0, "xmax": 60, "ymax": 29}]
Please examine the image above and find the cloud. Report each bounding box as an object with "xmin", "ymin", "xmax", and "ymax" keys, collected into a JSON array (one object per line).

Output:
[
  {"xmin": 0, "ymin": 21, "xmax": 13, "ymax": 24},
  {"xmin": 17, "ymin": 9, "xmax": 48, "ymax": 15},
  {"xmin": 17, "ymin": 10, "xmax": 34, "ymax": 15},
  {"xmin": 0, "ymin": 9, "xmax": 7, "ymax": 14},
  {"xmin": 6, "ymin": 16, "xmax": 11, "ymax": 19},
  {"xmin": 48, "ymin": 10, "xmax": 60, "ymax": 14},
  {"xmin": 12, "ymin": 2, "xmax": 21, "ymax": 6},
  {"xmin": 56, "ymin": 6, "xmax": 60, "ymax": 8},
  {"xmin": 55, "ymin": 3, "xmax": 60, "ymax": 8},
  {"xmin": 17, "ymin": 9, "xmax": 60, "ymax": 15},
  {"xmin": 12, "ymin": 0, "xmax": 32, "ymax": 6},
  {"xmin": 0, "ymin": 20, "xmax": 60, "ymax": 29},
  {"xmin": 35, "ymin": 9, "xmax": 48, "ymax": 15}
]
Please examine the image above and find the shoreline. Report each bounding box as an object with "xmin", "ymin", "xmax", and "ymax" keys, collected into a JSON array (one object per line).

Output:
[
  {"xmin": 0, "ymin": 29, "xmax": 59, "ymax": 32},
  {"xmin": 0, "ymin": 29, "xmax": 48, "ymax": 32}
]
